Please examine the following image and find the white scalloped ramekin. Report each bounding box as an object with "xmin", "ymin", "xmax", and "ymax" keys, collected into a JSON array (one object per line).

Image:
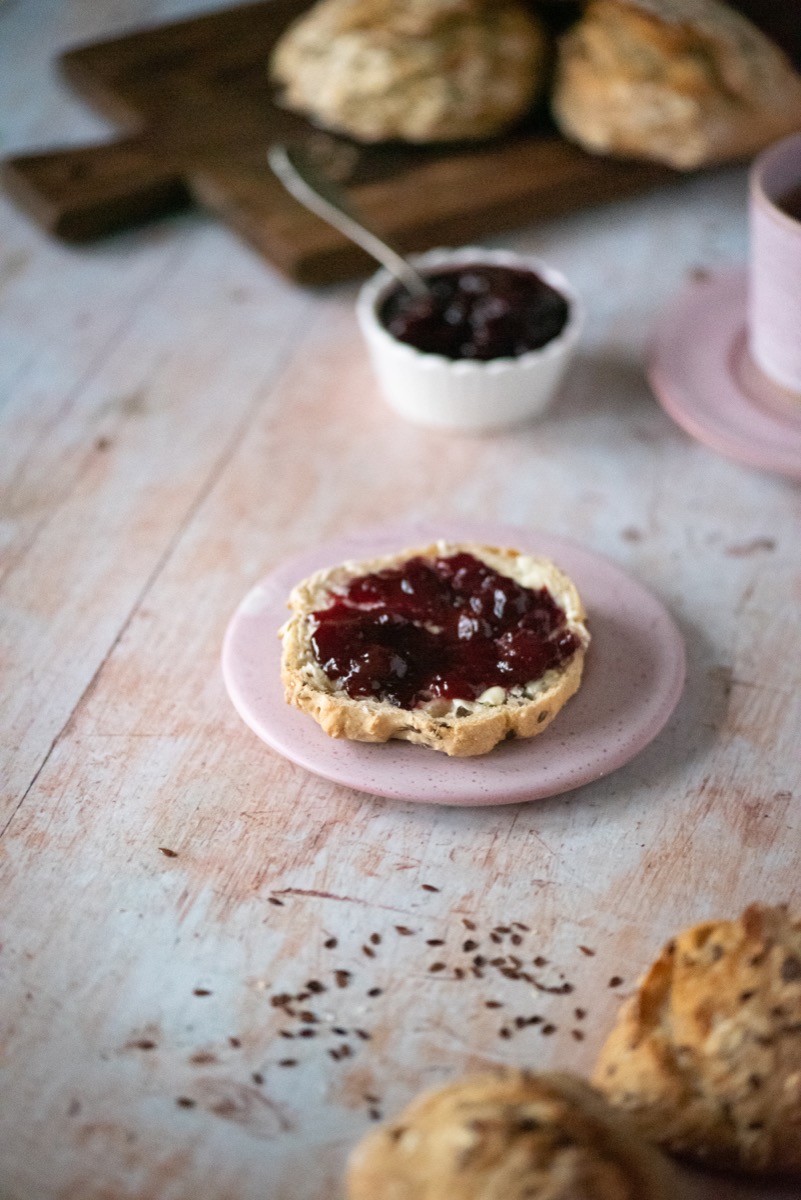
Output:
[{"xmin": 356, "ymin": 246, "xmax": 584, "ymax": 432}]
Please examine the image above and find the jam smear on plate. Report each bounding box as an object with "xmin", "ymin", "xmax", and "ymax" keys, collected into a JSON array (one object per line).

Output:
[
  {"xmin": 310, "ymin": 552, "xmax": 581, "ymax": 709},
  {"xmin": 380, "ymin": 265, "xmax": 569, "ymax": 361}
]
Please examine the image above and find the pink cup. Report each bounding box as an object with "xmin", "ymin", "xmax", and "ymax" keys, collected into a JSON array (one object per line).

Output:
[{"xmin": 748, "ymin": 132, "xmax": 801, "ymax": 395}]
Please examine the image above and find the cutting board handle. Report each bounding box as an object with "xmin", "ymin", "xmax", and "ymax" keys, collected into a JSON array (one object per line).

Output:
[{"xmin": 1, "ymin": 140, "xmax": 187, "ymax": 241}]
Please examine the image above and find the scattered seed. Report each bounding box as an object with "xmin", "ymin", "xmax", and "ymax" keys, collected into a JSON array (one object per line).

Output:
[
  {"xmin": 429, "ymin": 962, "xmax": 446, "ymax": 973},
  {"xmin": 494, "ymin": 926, "xmax": 511, "ymax": 934},
  {"xmin": 228, "ymin": 1037, "xmax": 241, "ymax": 1048},
  {"xmin": 279, "ymin": 1031, "xmax": 295, "ymax": 1039},
  {"xmin": 575, "ymin": 1008, "xmax": 586, "ymax": 1021},
  {"xmin": 609, "ymin": 976, "xmax": 624, "ymax": 988},
  {"xmin": 511, "ymin": 934, "xmax": 523, "ymax": 946},
  {"xmin": 395, "ymin": 926, "xmax": 415, "ymax": 936},
  {"xmin": 268, "ymin": 897, "xmax": 285, "ymax": 907},
  {"xmin": 490, "ymin": 933, "xmax": 503, "ymax": 944},
  {"xmin": 499, "ymin": 1027, "xmax": 512, "ymax": 1039},
  {"xmin": 370, "ymin": 933, "xmax": 382, "ymax": 945},
  {"xmin": 541, "ymin": 1024, "xmax": 557, "ymax": 1036},
  {"xmin": 190, "ymin": 1052, "xmax": 216, "ymax": 1065},
  {"xmin": 176, "ymin": 1097, "xmax": 196, "ymax": 1108},
  {"xmin": 462, "ymin": 919, "xmax": 477, "ymax": 930},
  {"xmin": 453, "ymin": 967, "xmax": 465, "ymax": 980},
  {"xmin": 307, "ymin": 980, "xmax": 325, "ymax": 994},
  {"xmin": 278, "ymin": 1059, "xmax": 298, "ymax": 1068},
  {"xmin": 193, "ymin": 988, "xmax": 211, "ymax": 997},
  {"xmin": 271, "ymin": 993, "xmax": 292, "ymax": 1007},
  {"xmin": 572, "ymin": 1030, "xmax": 585, "ymax": 1041},
  {"xmin": 463, "ymin": 940, "xmax": 478, "ymax": 952},
  {"xmin": 299, "ymin": 1012, "xmax": 317, "ymax": 1024},
  {"xmin": 421, "ymin": 884, "xmax": 440, "ymax": 892},
  {"xmin": 427, "ymin": 938, "xmax": 445, "ymax": 946},
  {"xmin": 252, "ymin": 1072, "xmax": 264, "ymax": 1085},
  {"xmin": 533, "ymin": 956, "xmax": 548, "ymax": 967},
  {"xmin": 355, "ymin": 1029, "xmax": 371, "ymax": 1040},
  {"xmin": 369, "ymin": 1107, "xmax": 382, "ymax": 1121},
  {"xmin": 367, "ymin": 987, "xmax": 383, "ymax": 997},
  {"xmin": 298, "ymin": 1029, "xmax": 316, "ymax": 1039},
  {"xmin": 158, "ymin": 847, "xmax": 178, "ymax": 858},
  {"xmin": 513, "ymin": 922, "xmax": 530, "ymax": 932},
  {"xmin": 485, "ymin": 1000, "xmax": 503, "ymax": 1009},
  {"xmin": 335, "ymin": 971, "xmax": 351, "ymax": 988},
  {"xmin": 579, "ymin": 946, "xmax": 596, "ymax": 957},
  {"xmin": 362, "ymin": 945, "xmax": 376, "ymax": 958},
  {"xmin": 332, "ymin": 1027, "xmax": 348, "ymax": 1036},
  {"xmin": 324, "ymin": 937, "xmax": 338, "ymax": 949},
  {"xmin": 132, "ymin": 1039, "xmax": 156, "ymax": 1050}
]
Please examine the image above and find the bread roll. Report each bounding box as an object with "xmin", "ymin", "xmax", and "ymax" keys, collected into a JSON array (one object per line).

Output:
[
  {"xmin": 269, "ymin": 0, "xmax": 548, "ymax": 143},
  {"xmin": 552, "ymin": 0, "xmax": 801, "ymax": 169},
  {"xmin": 280, "ymin": 541, "xmax": 589, "ymax": 757},
  {"xmin": 346, "ymin": 1068, "xmax": 691, "ymax": 1200},
  {"xmin": 594, "ymin": 903, "xmax": 801, "ymax": 1174}
]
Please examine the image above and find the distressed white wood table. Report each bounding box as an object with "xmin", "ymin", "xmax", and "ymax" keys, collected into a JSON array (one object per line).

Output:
[{"xmin": 1, "ymin": 4, "xmax": 799, "ymax": 1199}]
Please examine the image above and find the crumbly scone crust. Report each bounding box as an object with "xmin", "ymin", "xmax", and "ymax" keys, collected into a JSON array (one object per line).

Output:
[
  {"xmin": 593, "ymin": 903, "xmax": 801, "ymax": 1174},
  {"xmin": 280, "ymin": 541, "xmax": 589, "ymax": 757},
  {"xmin": 346, "ymin": 1068, "xmax": 688, "ymax": 1200},
  {"xmin": 551, "ymin": 0, "xmax": 801, "ymax": 169},
  {"xmin": 270, "ymin": 0, "xmax": 547, "ymax": 143}
]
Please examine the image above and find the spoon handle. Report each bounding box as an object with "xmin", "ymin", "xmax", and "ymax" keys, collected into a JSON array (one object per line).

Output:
[{"xmin": 268, "ymin": 144, "xmax": 430, "ymax": 297}]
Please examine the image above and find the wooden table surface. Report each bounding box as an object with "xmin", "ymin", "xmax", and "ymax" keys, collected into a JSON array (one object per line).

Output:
[{"xmin": 2, "ymin": 3, "xmax": 800, "ymax": 1199}]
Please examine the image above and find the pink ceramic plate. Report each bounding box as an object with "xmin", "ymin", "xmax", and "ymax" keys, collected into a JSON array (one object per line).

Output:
[
  {"xmin": 222, "ymin": 521, "xmax": 685, "ymax": 806},
  {"xmin": 648, "ymin": 268, "xmax": 801, "ymax": 479}
]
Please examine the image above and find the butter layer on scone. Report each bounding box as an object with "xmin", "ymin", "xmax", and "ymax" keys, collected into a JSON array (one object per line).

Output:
[
  {"xmin": 279, "ymin": 542, "xmax": 589, "ymax": 757},
  {"xmin": 346, "ymin": 1068, "xmax": 692, "ymax": 1200},
  {"xmin": 269, "ymin": 0, "xmax": 548, "ymax": 143},
  {"xmin": 594, "ymin": 903, "xmax": 801, "ymax": 1175},
  {"xmin": 552, "ymin": 0, "xmax": 801, "ymax": 169}
]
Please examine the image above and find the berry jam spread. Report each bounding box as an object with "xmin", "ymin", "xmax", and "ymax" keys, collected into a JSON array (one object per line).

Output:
[
  {"xmin": 310, "ymin": 552, "xmax": 581, "ymax": 709},
  {"xmin": 379, "ymin": 265, "xmax": 569, "ymax": 361}
]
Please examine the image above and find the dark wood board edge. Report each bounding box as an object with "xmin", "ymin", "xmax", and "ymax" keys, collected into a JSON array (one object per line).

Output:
[{"xmin": 190, "ymin": 142, "xmax": 678, "ymax": 286}]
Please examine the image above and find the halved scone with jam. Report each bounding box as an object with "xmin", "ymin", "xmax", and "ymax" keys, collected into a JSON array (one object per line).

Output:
[{"xmin": 280, "ymin": 541, "xmax": 589, "ymax": 756}]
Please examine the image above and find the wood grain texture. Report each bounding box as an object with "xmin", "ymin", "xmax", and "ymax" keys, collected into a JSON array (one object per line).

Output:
[
  {"xmin": 1, "ymin": 3, "xmax": 801, "ymax": 1200},
  {"xmin": 1, "ymin": 0, "xmax": 674, "ymax": 280}
]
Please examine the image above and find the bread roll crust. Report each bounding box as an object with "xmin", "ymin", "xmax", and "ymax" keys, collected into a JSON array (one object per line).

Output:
[
  {"xmin": 280, "ymin": 541, "xmax": 589, "ymax": 757},
  {"xmin": 552, "ymin": 0, "xmax": 801, "ymax": 169},
  {"xmin": 346, "ymin": 1068, "xmax": 690, "ymax": 1200},
  {"xmin": 594, "ymin": 903, "xmax": 801, "ymax": 1174},
  {"xmin": 269, "ymin": 0, "xmax": 547, "ymax": 143}
]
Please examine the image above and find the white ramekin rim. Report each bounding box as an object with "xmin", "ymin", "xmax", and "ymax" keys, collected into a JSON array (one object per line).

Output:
[{"xmin": 356, "ymin": 245, "xmax": 584, "ymax": 374}]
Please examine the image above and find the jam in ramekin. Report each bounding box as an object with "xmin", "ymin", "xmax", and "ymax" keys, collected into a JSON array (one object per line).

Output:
[{"xmin": 379, "ymin": 264, "xmax": 570, "ymax": 361}]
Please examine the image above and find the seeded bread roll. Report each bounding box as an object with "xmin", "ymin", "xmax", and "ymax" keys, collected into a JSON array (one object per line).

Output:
[
  {"xmin": 279, "ymin": 541, "xmax": 589, "ymax": 757},
  {"xmin": 346, "ymin": 1068, "xmax": 691, "ymax": 1200},
  {"xmin": 551, "ymin": 0, "xmax": 801, "ymax": 170},
  {"xmin": 593, "ymin": 903, "xmax": 801, "ymax": 1175},
  {"xmin": 269, "ymin": 0, "xmax": 548, "ymax": 143}
]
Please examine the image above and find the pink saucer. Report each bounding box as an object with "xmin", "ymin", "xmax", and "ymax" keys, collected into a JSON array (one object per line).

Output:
[
  {"xmin": 222, "ymin": 521, "xmax": 685, "ymax": 806},
  {"xmin": 648, "ymin": 268, "xmax": 801, "ymax": 479}
]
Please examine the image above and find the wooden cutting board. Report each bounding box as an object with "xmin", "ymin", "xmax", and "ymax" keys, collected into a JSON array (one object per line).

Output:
[{"xmin": 1, "ymin": 0, "xmax": 676, "ymax": 284}]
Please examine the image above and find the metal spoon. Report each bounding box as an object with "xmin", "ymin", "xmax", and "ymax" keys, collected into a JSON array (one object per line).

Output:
[{"xmin": 268, "ymin": 143, "xmax": 430, "ymax": 297}]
